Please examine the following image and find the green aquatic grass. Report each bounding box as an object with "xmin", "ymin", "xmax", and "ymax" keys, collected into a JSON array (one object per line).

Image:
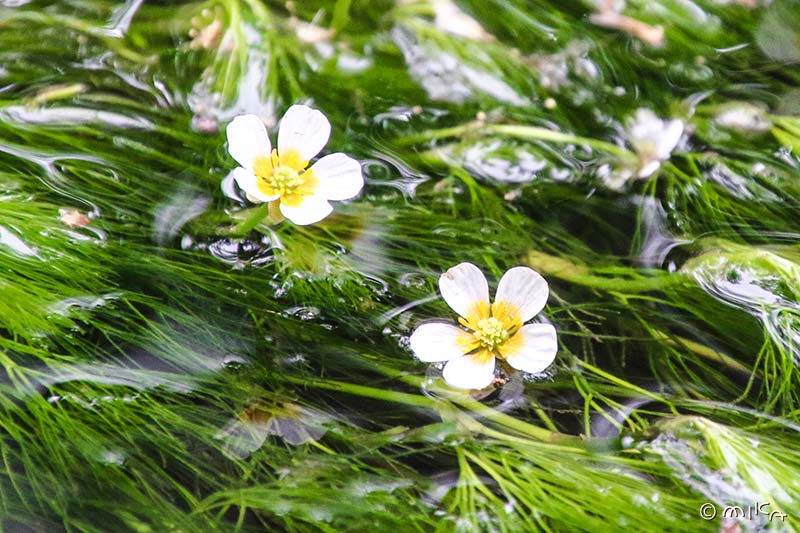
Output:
[{"xmin": 0, "ymin": 0, "xmax": 799, "ymax": 531}]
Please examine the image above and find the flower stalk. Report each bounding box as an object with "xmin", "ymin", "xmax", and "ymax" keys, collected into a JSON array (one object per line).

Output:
[
  {"xmin": 526, "ymin": 250, "xmax": 686, "ymax": 294},
  {"xmin": 226, "ymin": 203, "xmax": 272, "ymax": 235},
  {"xmin": 396, "ymin": 120, "xmax": 637, "ymax": 161},
  {"xmin": 282, "ymin": 373, "xmax": 584, "ymax": 447}
]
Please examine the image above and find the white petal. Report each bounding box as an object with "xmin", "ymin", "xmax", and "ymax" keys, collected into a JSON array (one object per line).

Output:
[
  {"xmin": 442, "ymin": 352, "xmax": 495, "ymax": 390},
  {"xmin": 494, "ymin": 267, "xmax": 549, "ymax": 323},
  {"xmin": 654, "ymin": 119, "xmax": 683, "ymax": 160},
  {"xmin": 226, "ymin": 114, "xmax": 271, "ymax": 171},
  {"xmin": 409, "ymin": 322, "xmax": 472, "ymax": 362},
  {"xmin": 637, "ymin": 160, "xmax": 661, "ymax": 178},
  {"xmin": 602, "ymin": 167, "xmax": 635, "ymax": 190},
  {"xmin": 501, "ymin": 324, "xmax": 557, "ymax": 373},
  {"xmin": 310, "ymin": 153, "xmax": 364, "ymax": 201},
  {"xmin": 628, "ymin": 109, "xmax": 683, "ymax": 163},
  {"xmin": 279, "ymin": 195, "xmax": 333, "ymax": 225},
  {"xmin": 233, "ymin": 167, "xmax": 279, "ymax": 203},
  {"xmin": 277, "ymin": 105, "xmax": 331, "ymax": 162},
  {"xmin": 628, "ymin": 109, "xmax": 661, "ymax": 145},
  {"xmin": 439, "ymin": 263, "xmax": 490, "ymax": 321}
]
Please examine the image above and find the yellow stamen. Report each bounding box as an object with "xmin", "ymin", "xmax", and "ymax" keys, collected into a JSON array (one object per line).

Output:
[
  {"xmin": 253, "ymin": 148, "xmax": 318, "ymax": 200},
  {"xmin": 473, "ymin": 317, "xmax": 509, "ymax": 351},
  {"xmin": 456, "ymin": 300, "xmax": 525, "ymax": 357},
  {"xmin": 491, "ymin": 301, "xmax": 523, "ymax": 332}
]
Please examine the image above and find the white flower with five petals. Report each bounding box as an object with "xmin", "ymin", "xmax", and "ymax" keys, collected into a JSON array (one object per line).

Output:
[
  {"xmin": 602, "ymin": 108, "xmax": 684, "ymax": 189},
  {"xmin": 627, "ymin": 108, "xmax": 684, "ymax": 179},
  {"xmin": 226, "ymin": 105, "xmax": 364, "ymax": 225},
  {"xmin": 409, "ymin": 263, "xmax": 558, "ymax": 390}
]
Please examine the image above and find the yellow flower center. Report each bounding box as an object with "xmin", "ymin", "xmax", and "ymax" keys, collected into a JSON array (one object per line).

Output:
[
  {"xmin": 267, "ymin": 165, "xmax": 304, "ymax": 193},
  {"xmin": 473, "ymin": 317, "xmax": 509, "ymax": 351},
  {"xmin": 253, "ymin": 148, "xmax": 318, "ymax": 206}
]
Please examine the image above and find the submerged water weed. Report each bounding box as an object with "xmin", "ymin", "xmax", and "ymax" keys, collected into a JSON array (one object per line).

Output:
[
  {"xmin": 227, "ymin": 105, "xmax": 364, "ymax": 225},
  {"xmin": 409, "ymin": 263, "xmax": 557, "ymax": 389},
  {"xmin": 2, "ymin": 0, "xmax": 800, "ymax": 531},
  {"xmin": 639, "ymin": 416, "xmax": 799, "ymax": 523},
  {"xmin": 682, "ymin": 241, "xmax": 800, "ymax": 412}
]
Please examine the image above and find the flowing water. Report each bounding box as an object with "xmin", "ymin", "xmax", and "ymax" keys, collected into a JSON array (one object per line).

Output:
[{"xmin": 1, "ymin": 0, "xmax": 800, "ymax": 531}]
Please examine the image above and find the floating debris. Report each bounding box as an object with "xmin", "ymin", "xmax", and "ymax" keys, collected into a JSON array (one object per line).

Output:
[
  {"xmin": 590, "ymin": 7, "xmax": 665, "ymax": 46},
  {"xmin": 59, "ymin": 208, "xmax": 91, "ymax": 228}
]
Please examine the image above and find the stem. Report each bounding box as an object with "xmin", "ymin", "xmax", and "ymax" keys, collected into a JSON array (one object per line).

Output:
[
  {"xmin": 492, "ymin": 125, "xmax": 632, "ymax": 158},
  {"xmin": 283, "ymin": 372, "xmax": 584, "ymax": 446},
  {"xmin": 396, "ymin": 121, "xmax": 636, "ymax": 161},
  {"xmin": 578, "ymin": 360, "xmax": 679, "ymax": 414},
  {"xmin": 526, "ymin": 250, "xmax": 686, "ymax": 294},
  {"xmin": 27, "ymin": 83, "xmax": 88, "ymax": 106},
  {"xmin": 282, "ymin": 374, "xmax": 436, "ymax": 409},
  {"xmin": 442, "ymin": 391, "xmax": 584, "ymax": 446},
  {"xmin": 331, "ymin": 0, "xmax": 353, "ymax": 32},
  {"xmin": 267, "ymin": 200, "xmax": 285, "ymax": 224},
  {"xmin": 242, "ymin": 0, "xmax": 272, "ymax": 23},
  {"xmin": 654, "ymin": 331, "xmax": 753, "ymax": 375},
  {"xmin": 227, "ymin": 203, "xmax": 272, "ymax": 235},
  {"xmin": 394, "ymin": 3, "xmax": 435, "ymax": 17}
]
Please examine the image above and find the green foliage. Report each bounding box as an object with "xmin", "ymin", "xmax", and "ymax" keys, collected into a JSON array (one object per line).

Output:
[{"xmin": 0, "ymin": 0, "xmax": 799, "ymax": 531}]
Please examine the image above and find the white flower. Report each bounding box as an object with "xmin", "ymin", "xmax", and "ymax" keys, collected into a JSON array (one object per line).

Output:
[
  {"xmin": 627, "ymin": 108, "xmax": 684, "ymax": 178},
  {"xmin": 226, "ymin": 105, "xmax": 364, "ymax": 225},
  {"xmin": 409, "ymin": 263, "xmax": 557, "ymax": 390},
  {"xmin": 600, "ymin": 109, "xmax": 684, "ymax": 190}
]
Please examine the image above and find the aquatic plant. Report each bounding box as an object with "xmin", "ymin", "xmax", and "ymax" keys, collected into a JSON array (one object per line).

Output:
[{"xmin": 0, "ymin": 0, "xmax": 799, "ymax": 532}]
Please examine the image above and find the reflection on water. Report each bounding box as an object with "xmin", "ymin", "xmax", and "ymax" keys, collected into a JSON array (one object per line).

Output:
[
  {"xmin": 1, "ymin": 105, "xmax": 153, "ymax": 129},
  {"xmin": 392, "ymin": 25, "xmax": 527, "ymax": 105},
  {"xmin": 189, "ymin": 23, "xmax": 278, "ymax": 132},
  {"xmin": 153, "ymin": 187, "xmax": 210, "ymax": 245},
  {"xmin": 0, "ymin": 224, "xmax": 37, "ymax": 256}
]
